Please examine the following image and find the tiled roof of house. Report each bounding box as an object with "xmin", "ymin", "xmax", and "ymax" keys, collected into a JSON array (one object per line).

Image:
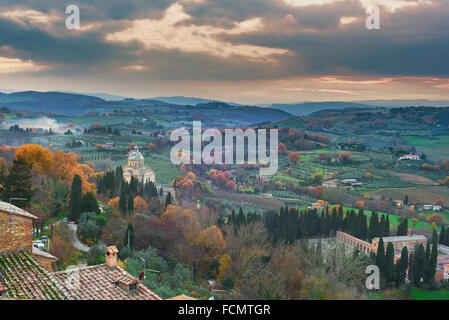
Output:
[
  {"xmin": 0, "ymin": 201, "xmax": 38, "ymax": 220},
  {"xmin": 0, "ymin": 250, "xmax": 73, "ymax": 300},
  {"xmin": 53, "ymin": 264, "xmax": 162, "ymax": 300},
  {"xmin": 32, "ymin": 248, "xmax": 59, "ymax": 261}
]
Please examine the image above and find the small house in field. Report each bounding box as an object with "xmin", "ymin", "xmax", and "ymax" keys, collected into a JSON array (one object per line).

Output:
[
  {"xmin": 423, "ymin": 204, "xmax": 433, "ymax": 210},
  {"xmin": 399, "ymin": 153, "xmax": 420, "ymax": 161},
  {"xmin": 394, "ymin": 200, "xmax": 404, "ymax": 208},
  {"xmin": 322, "ymin": 179, "xmax": 338, "ymax": 188},
  {"xmin": 433, "ymin": 205, "xmax": 442, "ymax": 211},
  {"xmin": 259, "ymin": 193, "xmax": 273, "ymax": 198}
]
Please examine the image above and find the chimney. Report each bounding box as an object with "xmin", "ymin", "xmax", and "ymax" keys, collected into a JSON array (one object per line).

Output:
[
  {"xmin": 0, "ymin": 284, "xmax": 7, "ymax": 298},
  {"xmin": 114, "ymin": 275, "xmax": 139, "ymax": 293},
  {"xmin": 105, "ymin": 246, "xmax": 119, "ymax": 268},
  {"xmin": 407, "ymin": 228, "xmax": 412, "ymax": 236}
]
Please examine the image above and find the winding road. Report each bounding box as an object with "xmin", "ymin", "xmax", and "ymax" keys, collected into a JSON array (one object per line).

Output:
[{"xmin": 67, "ymin": 223, "xmax": 90, "ymax": 253}]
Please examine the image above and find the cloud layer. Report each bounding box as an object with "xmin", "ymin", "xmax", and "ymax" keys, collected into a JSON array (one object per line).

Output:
[{"xmin": 0, "ymin": 0, "xmax": 448, "ymax": 103}]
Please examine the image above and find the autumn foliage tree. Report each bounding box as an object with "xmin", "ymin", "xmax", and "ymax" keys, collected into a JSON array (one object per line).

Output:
[
  {"xmin": 15, "ymin": 144, "xmax": 54, "ymax": 174},
  {"xmin": 288, "ymin": 152, "xmax": 301, "ymax": 164},
  {"xmin": 278, "ymin": 143, "xmax": 287, "ymax": 154},
  {"xmin": 134, "ymin": 196, "xmax": 148, "ymax": 213},
  {"xmin": 338, "ymin": 153, "xmax": 352, "ymax": 164}
]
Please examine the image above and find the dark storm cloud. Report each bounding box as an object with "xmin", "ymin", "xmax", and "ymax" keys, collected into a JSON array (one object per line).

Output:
[{"xmin": 0, "ymin": 0, "xmax": 448, "ymax": 81}]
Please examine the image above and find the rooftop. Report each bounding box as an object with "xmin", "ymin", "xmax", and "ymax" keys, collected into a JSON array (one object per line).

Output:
[
  {"xmin": 0, "ymin": 201, "xmax": 38, "ymax": 220},
  {"xmin": 373, "ymin": 235, "xmax": 427, "ymax": 243},
  {"xmin": 53, "ymin": 264, "xmax": 161, "ymax": 300},
  {"xmin": 128, "ymin": 146, "xmax": 144, "ymax": 161},
  {"xmin": 0, "ymin": 250, "xmax": 73, "ymax": 300}
]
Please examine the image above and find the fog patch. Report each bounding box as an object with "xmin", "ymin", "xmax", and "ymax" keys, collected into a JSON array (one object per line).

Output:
[{"xmin": 2, "ymin": 117, "xmax": 76, "ymax": 133}]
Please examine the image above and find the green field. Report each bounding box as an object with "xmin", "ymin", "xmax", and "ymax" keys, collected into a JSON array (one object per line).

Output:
[{"xmin": 403, "ymin": 135, "xmax": 449, "ymax": 160}]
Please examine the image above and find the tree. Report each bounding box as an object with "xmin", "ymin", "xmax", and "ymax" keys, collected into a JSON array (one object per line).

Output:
[
  {"xmin": 288, "ymin": 152, "xmax": 301, "ymax": 164},
  {"xmin": 69, "ymin": 174, "xmax": 82, "ymax": 222},
  {"xmin": 428, "ymin": 240, "xmax": 438, "ymax": 284},
  {"xmin": 119, "ymin": 189, "xmax": 127, "ymax": 214},
  {"xmin": 338, "ymin": 153, "xmax": 351, "ymax": 164},
  {"xmin": 384, "ymin": 242, "xmax": 395, "ymax": 286},
  {"xmin": 165, "ymin": 192, "xmax": 172, "ymax": 207},
  {"xmin": 124, "ymin": 223, "xmax": 135, "ymax": 249},
  {"xmin": 404, "ymin": 194, "xmax": 409, "ymax": 205},
  {"xmin": 127, "ymin": 194, "xmax": 134, "ymax": 214},
  {"xmin": 412, "ymin": 244, "xmax": 426, "ymax": 287},
  {"xmin": 134, "ymin": 196, "xmax": 148, "ymax": 213},
  {"xmin": 2, "ymin": 156, "xmax": 34, "ymax": 206},
  {"xmin": 15, "ymin": 144, "xmax": 54, "ymax": 174},
  {"xmin": 376, "ymin": 237, "xmax": 385, "ymax": 272},
  {"xmin": 108, "ymin": 197, "xmax": 120, "ymax": 209},
  {"xmin": 397, "ymin": 218, "xmax": 408, "ymax": 236},
  {"xmin": 278, "ymin": 143, "xmax": 287, "ymax": 154},
  {"xmin": 81, "ymin": 192, "xmax": 100, "ymax": 214},
  {"xmin": 396, "ymin": 246, "xmax": 408, "ymax": 287}
]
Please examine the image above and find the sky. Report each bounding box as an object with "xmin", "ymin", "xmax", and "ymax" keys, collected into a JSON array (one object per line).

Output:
[{"xmin": 0, "ymin": 0, "xmax": 448, "ymax": 104}]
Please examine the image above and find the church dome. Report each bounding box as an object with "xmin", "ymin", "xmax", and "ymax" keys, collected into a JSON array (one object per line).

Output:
[{"xmin": 128, "ymin": 146, "xmax": 144, "ymax": 161}]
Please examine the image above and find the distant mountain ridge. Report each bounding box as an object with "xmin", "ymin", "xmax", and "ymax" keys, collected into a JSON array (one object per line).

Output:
[
  {"xmin": 150, "ymin": 96, "xmax": 243, "ymax": 107},
  {"xmin": 0, "ymin": 91, "xmax": 291, "ymax": 123},
  {"xmin": 268, "ymin": 101, "xmax": 376, "ymax": 116}
]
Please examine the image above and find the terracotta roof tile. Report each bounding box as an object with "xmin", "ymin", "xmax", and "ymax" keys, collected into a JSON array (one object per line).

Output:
[
  {"xmin": 53, "ymin": 264, "xmax": 161, "ymax": 300},
  {"xmin": 0, "ymin": 250, "xmax": 73, "ymax": 300}
]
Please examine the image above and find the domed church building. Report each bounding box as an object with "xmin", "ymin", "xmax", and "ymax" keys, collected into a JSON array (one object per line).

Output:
[{"xmin": 123, "ymin": 146, "xmax": 155, "ymax": 184}]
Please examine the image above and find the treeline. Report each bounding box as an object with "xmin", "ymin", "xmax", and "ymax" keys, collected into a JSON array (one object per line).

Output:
[
  {"xmin": 96, "ymin": 166, "xmax": 158, "ymax": 198},
  {"xmin": 84, "ymin": 126, "xmax": 120, "ymax": 135},
  {"xmin": 438, "ymin": 226, "xmax": 449, "ymax": 246},
  {"xmin": 372, "ymin": 231, "xmax": 438, "ymax": 288},
  {"xmin": 218, "ymin": 207, "xmax": 261, "ymax": 228},
  {"xmin": 264, "ymin": 206, "xmax": 393, "ymax": 244}
]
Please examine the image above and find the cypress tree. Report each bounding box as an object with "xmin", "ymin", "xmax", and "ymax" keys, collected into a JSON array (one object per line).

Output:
[
  {"xmin": 384, "ymin": 215, "xmax": 390, "ymax": 237},
  {"xmin": 428, "ymin": 240, "xmax": 438, "ymax": 284},
  {"xmin": 165, "ymin": 192, "xmax": 172, "ymax": 207},
  {"xmin": 396, "ymin": 246, "xmax": 408, "ymax": 287},
  {"xmin": 368, "ymin": 212, "xmax": 379, "ymax": 241},
  {"xmin": 127, "ymin": 194, "xmax": 134, "ymax": 214},
  {"xmin": 69, "ymin": 174, "xmax": 82, "ymax": 222},
  {"xmin": 412, "ymin": 244, "xmax": 426, "ymax": 287},
  {"xmin": 440, "ymin": 227, "xmax": 446, "ymax": 245},
  {"xmin": 384, "ymin": 242, "xmax": 395, "ymax": 286},
  {"xmin": 397, "ymin": 218, "xmax": 408, "ymax": 236},
  {"xmin": 124, "ymin": 223, "xmax": 135, "ymax": 249},
  {"xmin": 81, "ymin": 192, "xmax": 100, "ymax": 214},
  {"xmin": 119, "ymin": 189, "xmax": 127, "ymax": 214},
  {"xmin": 432, "ymin": 229, "xmax": 438, "ymax": 245},
  {"xmin": 376, "ymin": 237, "xmax": 385, "ymax": 272}
]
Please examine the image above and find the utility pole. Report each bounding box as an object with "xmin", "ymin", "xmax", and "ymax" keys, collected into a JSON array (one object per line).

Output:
[
  {"xmin": 9, "ymin": 198, "xmax": 27, "ymax": 226},
  {"xmin": 140, "ymin": 257, "xmax": 146, "ymax": 280}
]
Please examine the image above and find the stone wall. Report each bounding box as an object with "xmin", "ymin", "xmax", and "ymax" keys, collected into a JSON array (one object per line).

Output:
[{"xmin": 0, "ymin": 211, "xmax": 33, "ymax": 252}]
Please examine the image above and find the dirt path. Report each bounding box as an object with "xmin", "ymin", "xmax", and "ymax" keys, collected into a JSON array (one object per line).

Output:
[{"xmin": 67, "ymin": 223, "xmax": 90, "ymax": 253}]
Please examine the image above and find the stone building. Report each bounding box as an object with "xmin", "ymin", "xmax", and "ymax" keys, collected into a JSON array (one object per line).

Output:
[
  {"xmin": 371, "ymin": 234, "xmax": 427, "ymax": 255},
  {"xmin": 0, "ymin": 202, "xmax": 161, "ymax": 300},
  {"xmin": 0, "ymin": 201, "xmax": 57, "ymax": 270},
  {"xmin": 123, "ymin": 146, "xmax": 155, "ymax": 184}
]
